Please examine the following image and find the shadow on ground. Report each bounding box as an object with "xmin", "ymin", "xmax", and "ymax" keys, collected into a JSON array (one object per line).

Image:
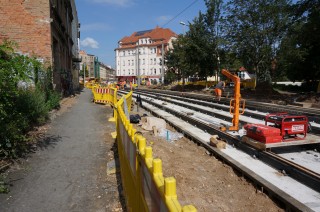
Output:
[{"xmin": 111, "ymin": 140, "xmax": 127, "ymax": 211}]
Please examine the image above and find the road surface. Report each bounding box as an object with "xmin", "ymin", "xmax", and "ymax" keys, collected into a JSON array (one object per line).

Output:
[{"xmin": 0, "ymin": 89, "xmax": 123, "ymax": 211}]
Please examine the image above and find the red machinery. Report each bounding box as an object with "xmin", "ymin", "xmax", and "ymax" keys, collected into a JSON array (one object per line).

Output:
[
  {"xmin": 265, "ymin": 113, "xmax": 308, "ymax": 139},
  {"xmin": 244, "ymin": 113, "xmax": 308, "ymax": 144}
]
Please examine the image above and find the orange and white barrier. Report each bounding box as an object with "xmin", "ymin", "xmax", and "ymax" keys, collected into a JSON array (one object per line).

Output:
[{"xmin": 92, "ymin": 87, "xmax": 109, "ymax": 104}]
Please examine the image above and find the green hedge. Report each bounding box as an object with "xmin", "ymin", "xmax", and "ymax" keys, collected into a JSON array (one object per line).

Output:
[{"xmin": 0, "ymin": 40, "xmax": 60, "ymax": 158}]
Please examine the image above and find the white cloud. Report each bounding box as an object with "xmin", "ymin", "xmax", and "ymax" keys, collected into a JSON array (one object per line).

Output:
[
  {"xmin": 156, "ymin": 15, "xmax": 172, "ymax": 25},
  {"xmin": 81, "ymin": 23, "xmax": 111, "ymax": 32},
  {"xmin": 80, "ymin": 37, "xmax": 99, "ymax": 49},
  {"xmin": 92, "ymin": 0, "xmax": 134, "ymax": 7}
]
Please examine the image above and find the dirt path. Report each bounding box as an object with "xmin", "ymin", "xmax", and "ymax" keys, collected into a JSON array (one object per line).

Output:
[
  {"xmin": 0, "ymin": 89, "xmax": 123, "ymax": 211},
  {"xmin": 131, "ymin": 103, "xmax": 283, "ymax": 212}
]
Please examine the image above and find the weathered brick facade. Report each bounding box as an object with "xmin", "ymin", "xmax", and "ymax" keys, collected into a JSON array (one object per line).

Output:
[
  {"xmin": 0, "ymin": 0, "xmax": 52, "ymax": 61},
  {"xmin": 0, "ymin": 0, "xmax": 80, "ymax": 93}
]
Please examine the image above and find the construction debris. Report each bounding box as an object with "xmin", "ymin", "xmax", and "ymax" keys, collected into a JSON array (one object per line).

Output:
[{"xmin": 210, "ymin": 135, "xmax": 226, "ymax": 149}]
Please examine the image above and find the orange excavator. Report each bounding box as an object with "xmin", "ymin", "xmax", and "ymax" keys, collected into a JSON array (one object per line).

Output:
[{"xmin": 221, "ymin": 69, "xmax": 245, "ymax": 131}]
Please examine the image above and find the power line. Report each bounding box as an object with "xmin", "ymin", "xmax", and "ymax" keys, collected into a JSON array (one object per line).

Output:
[{"xmin": 162, "ymin": 0, "xmax": 200, "ymax": 27}]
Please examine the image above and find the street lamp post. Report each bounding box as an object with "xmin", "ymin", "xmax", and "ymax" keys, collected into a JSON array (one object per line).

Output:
[
  {"xmin": 180, "ymin": 21, "xmax": 186, "ymax": 35},
  {"xmin": 161, "ymin": 40, "xmax": 164, "ymax": 84}
]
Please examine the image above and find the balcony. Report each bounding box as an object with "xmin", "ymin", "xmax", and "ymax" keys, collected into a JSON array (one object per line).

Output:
[{"xmin": 72, "ymin": 57, "xmax": 82, "ymax": 63}]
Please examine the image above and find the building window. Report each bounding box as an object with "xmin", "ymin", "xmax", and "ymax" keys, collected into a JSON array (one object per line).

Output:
[
  {"xmin": 132, "ymin": 60, "xmax": 134, "ymax": 66},
  {"xmin": 128, "ymin": 60, "xmax": 130, "ymax": 66},
  {"xmin": 143, "ymin": 59, "xmax": 145, "ymax": 65},
  {"xmin": 123, "ymin": 61, "xmax": 125, "ymax": 66},
  {"xmin": 154, "ymin": 69, "xmax": 156, "ymax": 74},
  {"xmin": 123, "ymin": 51, "xmax": 125, "ymax": 56},
  {"xmin": 154, "ymin": 58, "xmax": 156, "ymax": 65}
]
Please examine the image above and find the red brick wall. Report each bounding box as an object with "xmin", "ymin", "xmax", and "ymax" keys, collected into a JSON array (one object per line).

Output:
[{"xmin": 0, "ymin": 0, "xmax": 51, "ymax": 64}]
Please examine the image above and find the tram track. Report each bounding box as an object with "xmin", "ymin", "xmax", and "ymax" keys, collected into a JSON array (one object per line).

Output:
[
  {"xmin": 137, "ymin": 88, "xmax": 320, "ymax": 125},
  {"xmin": 119, "ymin": 90, "xmax": 320, "ymax": 195},
  {"xmin": 133, "ymin": 89, "xmax": 320, "ymax": 135}
]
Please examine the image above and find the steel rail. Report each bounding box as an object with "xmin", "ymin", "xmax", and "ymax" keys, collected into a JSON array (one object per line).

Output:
[
  {"xmin": 123, "ymin": 91, "xmax": 320, "ymax": 194},
  {"xmin": 132, "ymin": 89, "xmax": 320, "ymax": 135},
  {"xmin": 137, "ymin": 88, "xmax": 320, "ymax": 124},
  {"xmin": 127, "ymin": 95, "xmax": 314, "ymax": 211},
  {"xmin": 264, "ymin": 150, "xmax": 320, "ymax": 180}
]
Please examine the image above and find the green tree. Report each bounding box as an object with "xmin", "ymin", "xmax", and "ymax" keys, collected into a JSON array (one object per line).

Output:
[
  {"xmin": 185, "ymin": 12, "xmax": 216, "ymax": 80},
  {"xmin": 165, "ymin": 0, "xmax": 223, "ymax": 85},
  {"xmin": 165, "ymin": 36, "xmax": 190, "ymax": 88},
  {"xmin": 224, "ymin": 0, "xmax": 291, "ymax": 83},
  {"xmin": 277, "ymin": 0, "xmax": 320, "ymax": 86}
]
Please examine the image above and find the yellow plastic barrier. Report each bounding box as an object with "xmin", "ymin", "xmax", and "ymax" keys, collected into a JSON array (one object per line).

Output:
[
  {"xmin": 113, "ymin": 92, "xmax": 196, "ymax": 212},
  {"xmin": 109, "ymin": 87, "xmax": 118, "ymax": 107},
  {"xmin": 90, "ymin": 87, "xmax": 196, "ymax": 211},
  {"xmin": 242, "ymin": 78, "xmax": 256, "ymax": 89},
  {"xmin": 85, "ymin": 82, "xmax": 95, "ymax": 89},
  {"xmin": 92, "ymin": 86, "xmax": 109, "ymax": 104},
  {"xmin": 108, "ymin": 87, "xmax": 118, "ymax": 123}
]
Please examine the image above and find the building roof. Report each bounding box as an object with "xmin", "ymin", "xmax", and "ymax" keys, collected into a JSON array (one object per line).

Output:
[
  {"xmin": 117, "ymin": 26, "xmax": 177, "ymax": 49},
  {"xmin": 79, "ymin": 50, "xmax": 87, "ymax": 55}
]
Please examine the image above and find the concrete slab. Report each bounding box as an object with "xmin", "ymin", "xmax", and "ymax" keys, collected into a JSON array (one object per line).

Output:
[{"xmin": 141, "ymin": 101, "xmax": 320, "ymax": 211}]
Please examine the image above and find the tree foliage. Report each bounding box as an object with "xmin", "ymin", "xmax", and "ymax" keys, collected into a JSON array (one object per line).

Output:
[
  {"xmin": 277, "ymin": 0, "xmax": 320, "ymax": 84},
  {"xmin": 0, "ymin": 40, "xmax": 60, "ymax": 158},
  {"xmin": 165, "ymin": 0, "xmax": 318, "ymax": 91},
  {"xmin": 223, "ymin": 0, "xmax": 291, "ymax": 83},
  {"xmin": 165, "ymin": 0, "xmax": 222, "ymax": 83},
  {"xmin": 165, "ymin": 36, "xmax": 190, "ymax": 86}
]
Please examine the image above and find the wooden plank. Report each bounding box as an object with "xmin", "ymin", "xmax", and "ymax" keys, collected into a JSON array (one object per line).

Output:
[
  {"xmin": 242, "ymin": 134, "xmax": 320, "ymax": 149},
  {"xmin": 265, "ymin": 135, "xmax": 320, "ymax": 148},
  {"xmin": 241, "ymin": 136, "xmax": 266, "ymax": 150}
]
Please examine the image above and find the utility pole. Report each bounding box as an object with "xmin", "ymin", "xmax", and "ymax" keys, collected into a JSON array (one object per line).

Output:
[
  {"xmin": 88, "ymin": 61, "xmax": 91, "ymax": 79},
  {"xmin": 83, "ymin": 62, "xmax": 86, "ymax": 83},
  {"xmin": 217, "ymin": 56, "xmax": 220, "ymax": 84},
  {"xmin": 137, "ymin": 43, "xmax": 140, "ymax": 86},
  {"xmin": 161, "ymin": 40, "xmax": 164, "ymax": 84}
]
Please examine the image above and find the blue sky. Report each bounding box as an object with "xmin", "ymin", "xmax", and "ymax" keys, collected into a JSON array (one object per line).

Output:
[{"xmin": 76, "ymin": 0, "xmax": 207, "ymax": 68}]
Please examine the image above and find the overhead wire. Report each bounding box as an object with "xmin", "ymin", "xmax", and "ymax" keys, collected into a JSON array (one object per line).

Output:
[{"xmin": 162, "ymin": 0, "xmax": 200, "ymax": 27}]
